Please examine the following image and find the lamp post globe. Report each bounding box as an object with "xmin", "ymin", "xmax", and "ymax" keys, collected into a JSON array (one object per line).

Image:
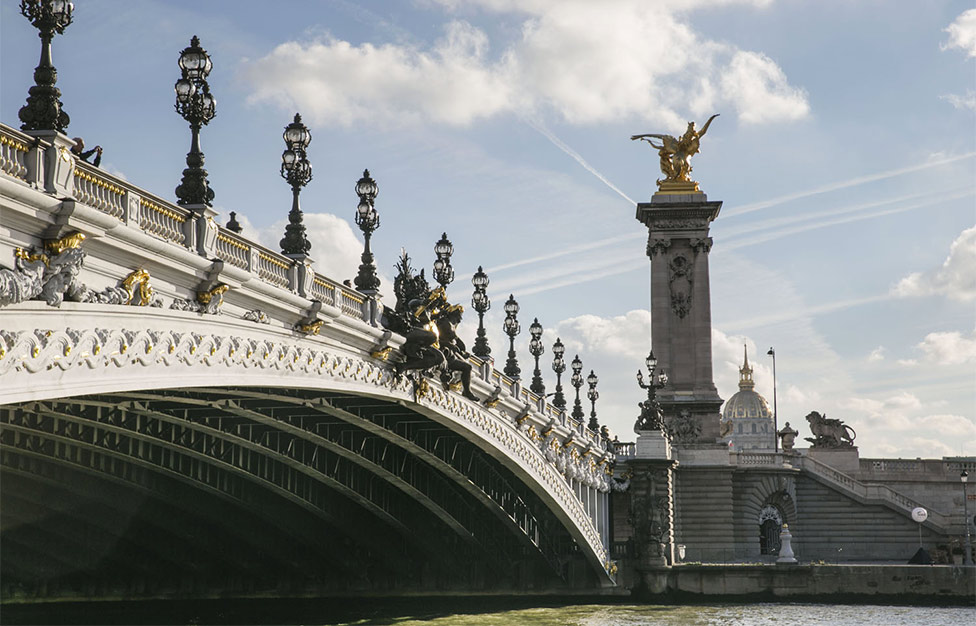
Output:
[
  {"xmin": 432, "ymin": 232, "xmax": 455, "ymax": 289},
  {"xmin": 353, "ymin": 169, "xmax": 381, "ymax": 293},
  {"xmin": 18, "ymin": 0, "xmax": 74, "ymax": 132}
]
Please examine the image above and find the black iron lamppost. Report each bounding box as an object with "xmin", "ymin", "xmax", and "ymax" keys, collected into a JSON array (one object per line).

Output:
[
  {"xmin": 279, "ymin": 113, "xmax": 312, "ymax": 257},
  {"xmin": 528, "ymin": 318, "xmax": 545, "ymax": 395},
  {"xmin": 963, "ymin": 470, "xmax": 974, "ymax": 566},
  {"xmin": 636, "ymin": 350, "xmax": 669, "ymax": 431},
  {"xmin": 471, "ymin": 266, "xmax": 490, "ymax": 358},
  {"xmin": 767, "ymin": 347, "xmax": 779, "ymax": 453},
  {"xmin": 174, "ymin": 36, "xmax": 216, "ymax": 207},
  {"xmin": 353, "ymin": 169, "xmax": 380, "ymax": 293},
  {"xmin": 571, "ymin": 355, "xmax": 584, "ymax": 421},
  {"xmin": 503, "ymin": 294, "xmax": 521, "ymax": 379},
  {"xmin": 432, "ymin": 233, "xmax": 455, "ymax": 289},
  {"xmin": 18, "ymin": 0, "xmax": 74, "ymax": 132},
  {"xmin": 551, "ymin": 338, "xmax": 566, "ymax": 410},
  {"xmin": 586, "ymin": 370, "xmax": 599, "ymax": 431}
]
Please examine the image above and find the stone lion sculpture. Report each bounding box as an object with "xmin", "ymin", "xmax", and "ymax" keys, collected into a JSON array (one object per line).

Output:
[{"xmin": 804, "ymin": 411, "xmax": 856, "ymax": 448}]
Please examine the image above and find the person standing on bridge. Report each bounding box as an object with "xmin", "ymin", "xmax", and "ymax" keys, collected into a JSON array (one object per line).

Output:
[{"xmin": 71, "ymin": 137, "xmax": 102, "ymax": 167}]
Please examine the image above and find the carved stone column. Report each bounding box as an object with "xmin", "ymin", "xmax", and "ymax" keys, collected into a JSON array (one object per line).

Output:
[
  {"xmin": 627, "ymin": 453, "xmax": 677, "ymax": 594},
  {"xmin": 636, "ymin": 192, "xmax": 723, "ymax": 443}
]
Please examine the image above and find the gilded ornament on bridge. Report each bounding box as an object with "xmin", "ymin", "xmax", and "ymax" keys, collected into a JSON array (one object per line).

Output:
[
  {"xmin": 170, "ymin": 284, "xmax": 229, "ymax": 314},
  {"xmin": 631, "ymin": 114, "xmax": 719, "ymax": 194},
  {"xmin": 295, "ymin": 319, "xmax": 324, "ymax": 335}
]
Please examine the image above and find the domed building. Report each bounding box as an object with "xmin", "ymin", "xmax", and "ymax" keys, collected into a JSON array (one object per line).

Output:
[{"xmin": 721, "ymin": 346, "xmax": 775, "ymax": 451}]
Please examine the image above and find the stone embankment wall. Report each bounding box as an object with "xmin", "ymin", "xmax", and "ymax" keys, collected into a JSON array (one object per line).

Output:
[{"xmin": 655, "ymin": 564, "xmax": 974, "ymax": 603}]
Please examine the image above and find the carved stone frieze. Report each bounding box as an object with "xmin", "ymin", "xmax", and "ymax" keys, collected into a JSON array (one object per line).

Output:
[
  {"xmin": 690, "ymin": 237, "xmax": 713, "ymax": 254},
  {"xmin": 668, "ymin": 255, "xmax": 693, "ymax": 319},
  {"xmin": 647, "ymin": 237, "xmax": 672, "ymax": 257},
  {"xmin": 242, "ymin": 309, "xmax": 270, "ymax": 324},
  {"xmin": 664, "ymin": 409, "xmax": 702, "ymax": 443},
  {"xmin": 649, "ymin": 218, "xmax": 709, "ymax": 230}
]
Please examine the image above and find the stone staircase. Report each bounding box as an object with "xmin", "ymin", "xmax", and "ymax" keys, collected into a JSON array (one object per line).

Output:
[{"xmin": 797, "ymin": 454, "xmax": 949, "ymax": 532}]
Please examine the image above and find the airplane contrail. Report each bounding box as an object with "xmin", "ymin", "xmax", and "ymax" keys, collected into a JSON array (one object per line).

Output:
[
  {"xmin": 723, "ymin": 152, "xmax": 976, "ymax": 219},
  {"xmin": 522, "ymin": 116, "xmax": 636, "ymax": 206}
]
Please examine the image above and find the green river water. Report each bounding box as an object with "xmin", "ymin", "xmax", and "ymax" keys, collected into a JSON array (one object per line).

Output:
[{"xmin": 335, "ymin": 603, "xmax": 974, "ymax": 626}]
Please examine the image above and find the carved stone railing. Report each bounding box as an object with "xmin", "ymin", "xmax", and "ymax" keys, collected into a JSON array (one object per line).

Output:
[
  {"xmin": 799, "ymin": 454, "xmax": 948, "ymax": 529},
  {"xmin": 73, "ymin": 161, "xmax": 127, "ymax": 219},
  {"xmin": 0, "ymin": 126, "xmax": 31, "ymax": 181},
  {"xmin": 137, "ymin": 192, "xmax": 189, "ymax": 246},
  {"xmin": 730, "ymin": 451, "xmax": 795, "ymax": 466}
]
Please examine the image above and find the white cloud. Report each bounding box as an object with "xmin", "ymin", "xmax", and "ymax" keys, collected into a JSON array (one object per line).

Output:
[
  {"xmin": 915, "ymin": 330, "xmax": 976, "ymax": 365},
  {"xmin": 940, "ymin": 90, "xmax": 976, "ymax": 111},
  {"xmin": 943, "ymin": 9, "xmax": 976, "ymax": 57},
  {"xmin": 867, "ymin": 346, "xmax": 885, "ymax": 362},
  {"xmin": 893, "ymin": 226, "xmax": 976, "ymax": 301},
  {"xmin": 241, "ymin": 0, "xmax": 808, "ymax": 127},
  {"xmin": 720, "ymin": 50, "xmax": 810, "ymax": 124},
  {"xmin": 554, "ymin": 310, "xmax": 651, "ymax": 360}
]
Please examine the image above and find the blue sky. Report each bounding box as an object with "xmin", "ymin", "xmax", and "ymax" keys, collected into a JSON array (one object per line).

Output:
[{"xmin": 2, "ymin": 0, "xmax": 973, "ymax": 458}]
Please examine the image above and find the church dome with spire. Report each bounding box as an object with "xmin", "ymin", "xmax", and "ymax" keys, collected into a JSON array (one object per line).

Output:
[{"xmin": 721, "ymin": 346, "xmax": 775, "ymax": 450}]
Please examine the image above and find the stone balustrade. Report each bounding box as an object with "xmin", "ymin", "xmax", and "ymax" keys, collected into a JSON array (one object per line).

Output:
[{"xmin": 0, "ymin": 122, "xmax": 611, "ymax": 462}]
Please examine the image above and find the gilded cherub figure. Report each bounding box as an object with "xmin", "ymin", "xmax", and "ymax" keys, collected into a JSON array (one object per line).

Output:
[{"xmin": 632, "ymin": 114, "xmax": 719, "ymax": 185}]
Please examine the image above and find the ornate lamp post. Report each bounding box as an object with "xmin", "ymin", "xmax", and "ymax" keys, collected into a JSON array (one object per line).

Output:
[
  {"xmin": 279, "ymin": 113, "xmax": 312, "ymax": 257},
  {"xmin": 586, "ymin": 370, "xmax": 599, "ymax": 431},
  {"xmin": 963, "ymin": 470, "xmax": 974, "ymax": 566},
  {"xmin": 528, "ymin": 318, "xmax": 545, "ymax": 395},
  {"xmin": 353, "ymin": 169, "xmax": 380, "ymax": 293},
  {"xmin": 570, "ymin": 355, "xmax": 584, "ymax": 421},
  {"xmin": 18, "ymin": 0, "xmax": 74, "ymax": 132},
  {"xmin": 174, "ymin": 36, "xmax": 216, "ymax": 207},
  {"xmin": 471, "ymin": 266, "xmax": 490, "ymax": 358},
  {"xmin": 767, "ymin": 347, "xmax": 779, "ymax": 453},
  {"xmin": 432, "ymin": 233, "xmax": 455, "ymax": 289},
  {"xmin": 551, "ymin": 338, "xmax": 566, "ymax": 410},
  {"xmin": 503, "ymin": 294, "xmax": 521, "ymax": 379},
  {"xmin": 636, "ymin": 350, "xmax": 669, "ymax": 431}
]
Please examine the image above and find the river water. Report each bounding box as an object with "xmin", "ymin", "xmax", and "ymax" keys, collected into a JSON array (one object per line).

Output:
[{"xmin": 335, "ymin": 603, "xmax": 974, "ymax": 626}]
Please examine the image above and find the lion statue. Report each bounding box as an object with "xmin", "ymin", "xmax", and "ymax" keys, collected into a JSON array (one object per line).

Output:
[{"xmin": 804, "ymin": 411, "xmax": 856, "ymax": 448}]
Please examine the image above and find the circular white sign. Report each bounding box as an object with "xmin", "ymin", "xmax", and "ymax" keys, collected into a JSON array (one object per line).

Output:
[{"xmin": 911, "ymin": 507, "xmax": 928, "ymax": 523}]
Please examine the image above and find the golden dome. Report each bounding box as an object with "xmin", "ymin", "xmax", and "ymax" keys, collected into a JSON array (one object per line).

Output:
[{"xmin": 722, "ymin": 345, "xmax": 773, "ymax": 421}]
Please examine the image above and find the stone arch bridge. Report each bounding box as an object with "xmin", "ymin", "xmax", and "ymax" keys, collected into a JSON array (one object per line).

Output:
[{"xmin": 0, "ymin": 124, "xmax": 618, "ymax": 598}]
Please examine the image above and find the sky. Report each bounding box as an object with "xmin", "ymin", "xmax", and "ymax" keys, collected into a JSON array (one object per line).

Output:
[{"xmin": 2, "ymin": 0, "xmax": 974, "ymax": 459}]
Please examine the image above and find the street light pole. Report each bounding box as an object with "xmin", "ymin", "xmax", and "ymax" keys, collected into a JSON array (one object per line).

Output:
[
  {"xmin": 570, "ymin": 355, "xmax": 584, "ymax": 422},
  {"xmin": 963, "ymin": 470, "xmax": 973, "ymax": 566},
  {"xmin": 279, "ymin": 113, "xmax": 312, "ymax": 257},
  {"xmin": 529, "ymin": 318, "xmax": 545, "ymax": 395},
  {"xmin": 353, "ymin": 170, "xmax": 380, "ymax": 293},
  {"xmin": 767, "ymin": 347, "xmax": 778, "ymax": 453},
  {"xmin": 174, "ymin": 36, "xmax": 216, "ymax": 207},
  {"xmin": 18, "ymin": 0, "xmax": 74, "ymax": 132},
  {"xmin": 551, "ymin": 338, "xmax": 566, "ymax": 411},
  {"xmin": 471, "ymin": 266, "xmax": 490, "ymax": 358},
  {"xmin": 503, "ymin": 294, "xmax": 521, "ymax": 379}
]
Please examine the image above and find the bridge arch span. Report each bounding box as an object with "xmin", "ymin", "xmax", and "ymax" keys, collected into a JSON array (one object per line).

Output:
[{"xmin": 1, "ymin": 303, "xmax": 616, "ymax": 596}]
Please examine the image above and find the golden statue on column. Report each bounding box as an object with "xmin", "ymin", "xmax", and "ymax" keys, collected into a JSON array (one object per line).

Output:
[{"xmin": 632, "ymin": 114, "xmax": 719, "ymax": 194}]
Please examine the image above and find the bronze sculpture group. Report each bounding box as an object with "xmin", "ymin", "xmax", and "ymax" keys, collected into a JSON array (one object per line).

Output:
[
  {"xmin": 383, "ymin": 252, "xmax": 478, "ymax": 402},
  {"xmin": 632, "ymin": 114, "xmax": 719, "ymax": 187}
]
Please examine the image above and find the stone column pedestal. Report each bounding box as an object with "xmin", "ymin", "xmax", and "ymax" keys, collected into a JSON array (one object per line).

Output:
[
  {"xmin": 636, "ymin": 191, "xmax": 724, "ymax": 443},
  {"xmin": 628, "ymin": 433, "xmax": 678, "ymax": 594}
]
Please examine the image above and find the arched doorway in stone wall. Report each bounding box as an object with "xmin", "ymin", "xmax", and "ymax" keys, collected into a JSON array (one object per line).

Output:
[{"xmin": 759, "ymin": 504, "xmax": 784, "ymax": 555}]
